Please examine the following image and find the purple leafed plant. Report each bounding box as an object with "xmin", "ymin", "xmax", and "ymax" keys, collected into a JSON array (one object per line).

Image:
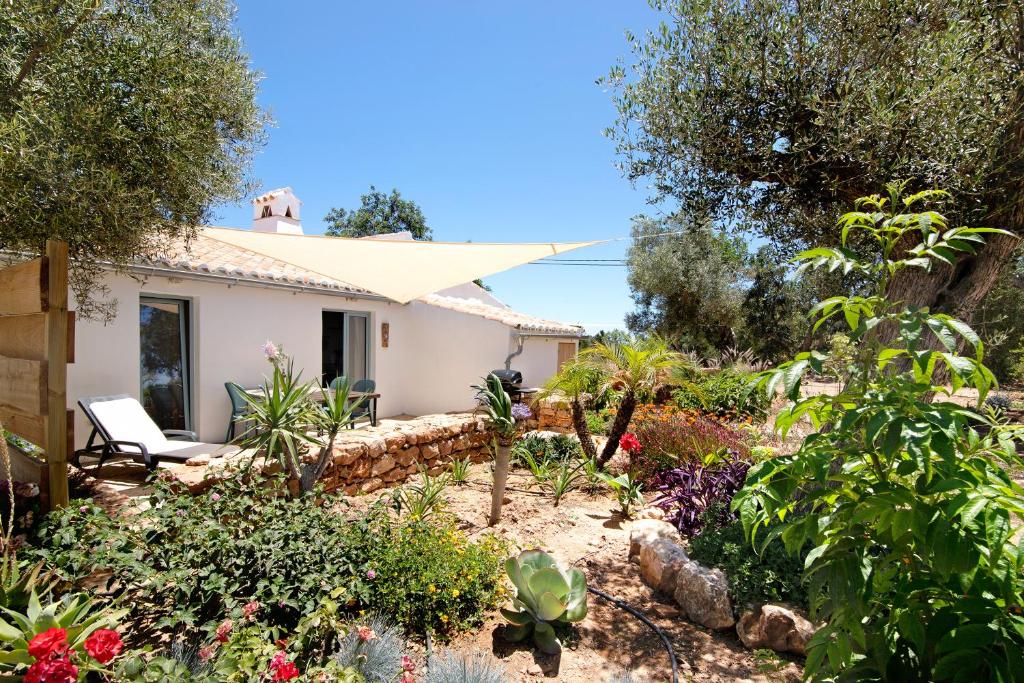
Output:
[{"xmin": 650, "ymin": 454, "xmax": 750, "ymax": 537}]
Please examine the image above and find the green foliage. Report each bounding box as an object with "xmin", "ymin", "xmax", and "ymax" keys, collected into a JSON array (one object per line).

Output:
[
  {"xmin": 625, "ymin": 215, "xmax": 747, "ymax": 352},
  {"xmin": 972, "ymin": 250, "xmax": 1024, "ymax": 384},
  {"xmin": 671, "ymin": 369, "xmax": 770, "ymax": 418},
  {"xmin": 597, "ymin": 471, "xmax": 644, "ymax": 518},
  {"xmin": 33, "ymin": 477, "xmax": 507, "ymax": 639},
  {"xmin": 515, "ymin": 434, "xmax": 580, "ymax": 466},
  {"xmin": 542, "ymin": 461, "xmax": 584, "ymax": 507},
  {"xmin": 585, "ymin": 409, "xmax": 610, "ymax": 436},
  {"xmin": 448, "ymin": 456, "xmax": 471, "ymax": 486},
  {"xmin": 500, "ymin": 550, "xmax": 588, "ymax": 654},
  {"xmin": 361, "ymin": 518, "xmax": 508, "ymax": 637},
  {"xmin": 231, "ymin": 353, "xmax": 321, "ymax": 482},
  {"xmin": 324, "ymin": 185, "xmax": 431, "ymax": 240},
  {"xmin": 393, "ymin": 466, "xmax": 449, "ymax": 521},
  {"xmin": 734, "ymin": 189, "xmax": 1024, "ymax": 681},
  {"xmin": 474, "ymin": 374, "xmax": 517, "ymax": 445},
  {"xmin": 688, "ymin": 504, "xmax": 806, "ymax": 611},
  {"xmin": 739, "ymin": 247, "xmax": 805, "ymax": 362},
  {"xmin": 0, "ymin": 0, "xmax": 267, "ymax": 318},
  {"xmin": 605, "ymin": 1, "xmax": 1023, "ymax": 251}
]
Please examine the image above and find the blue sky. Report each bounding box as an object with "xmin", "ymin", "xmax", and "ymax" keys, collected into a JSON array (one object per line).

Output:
[{"xmin": 213, "ymin": 2, "xmax": 666, "ymax": 334}]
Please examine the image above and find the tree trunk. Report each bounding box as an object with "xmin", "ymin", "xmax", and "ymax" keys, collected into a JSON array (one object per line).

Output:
[
  {"xmin": 489, "ymin": 442, "xmax": 511, "ymax": 526},
  {"xmin": 598, "ymin": 390, "xmax": 637, "ymax": 468},
  {"xmin": 879, "ymin": 86, "xmax": 1024, "ymax": 379},
  {"xmin": 570, "ymin": 399, "xmax": 598, "ymax": 461}
]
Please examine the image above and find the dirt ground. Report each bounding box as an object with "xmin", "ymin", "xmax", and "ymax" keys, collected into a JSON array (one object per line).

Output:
[{"xmin": 407, "ymin": 464, "xmax": 803, "ymax": 683}]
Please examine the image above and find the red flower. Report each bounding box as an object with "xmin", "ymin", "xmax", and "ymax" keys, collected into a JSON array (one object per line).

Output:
[
  {"xmin": 619, "ymin": 432, "xmax": 642, "ymax": 454},
  {"xmin": 215, "ymin": 618, "xmax": 233, "ymax": 643},
  {"xmin": 27, "ymin": 628, "xmax": 68, "ymax": 660},
  {"xmin": 84, "ymin": 628, "xmax": 123, "ymax": 664},
  {"xmin": 24, "ymin": 654, "xmax": 77, "ymax": 683},
  {"xmin": 269, "ymin": 650, "xmax": 288, "ymax": 670},
  {"xmin": 272, "ymin": 661, "xmax": 299, "ymax": 681}
]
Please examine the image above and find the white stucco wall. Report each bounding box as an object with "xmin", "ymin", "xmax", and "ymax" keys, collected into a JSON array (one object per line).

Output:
[
  {"xmin": 515, "ymin": 336, "xmax": 577, "ymax": 389},
  {"xmin": 67, "ymin": 272, "xmax": 577, "ymax": 448}
]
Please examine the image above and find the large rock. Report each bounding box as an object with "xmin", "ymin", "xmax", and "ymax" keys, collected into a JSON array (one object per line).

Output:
[
  {"xmin": 639, "ymin": 538, "xmax": 690, "ymax": 594},
  {"xmin": 673, "ymin": 561, "xmax": 735, "ymax": 630},
  {"xmin": 737, "ymin": 603, "xmax": 815, "ymax": 655},
  {"xmin": 628, "ymin": 519, "xmax": 679, "ymax": 560}
]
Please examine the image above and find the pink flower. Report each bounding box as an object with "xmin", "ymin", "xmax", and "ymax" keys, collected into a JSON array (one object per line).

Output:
[
  {"xmin": 400, "ymin": 672, "xmax": 416, "ymax": 683},
  {"xmin": 198, "ymin": 645, "xmax": 217, "ymax": 662},
  {"xmin": 210, "ymin": 493, "xmax": 221, "ymax": 502},
  {"xmin": 402, "ymin": 655, "xmax": 416, "ymax": 672},
  {"xmin": 270, "ymin": 650, "xmax": 288, "ymax": 670},
  {"xmin": 366, "ymin": 569, "xmax": 376, "ymax": 580},
  {"xmin": 262, "ymin": 340, "xmax": 279, "ymax": 360},
  {"xmin": 357, "ymin": 626, "xmax": 376, "ymax": 642},
  {"xmin": 619, "ymin": 432, "xmax": 642, "ymax": 454},
  {"xmin": 78, "ymin": 505, "xmax": 89, "ymax": 514},
  {"xmin": 215, "ymin": 619, "xmax": 233, "ymax": 643},
  {"xmin": 242, "ymin": 601, "xmax": 260, "ymax": 619}
]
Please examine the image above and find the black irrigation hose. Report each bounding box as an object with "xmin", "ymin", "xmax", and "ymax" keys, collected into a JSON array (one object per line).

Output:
[{"xmin": 587, "ymin": 585, "xmax": 680, "ymax": 683}]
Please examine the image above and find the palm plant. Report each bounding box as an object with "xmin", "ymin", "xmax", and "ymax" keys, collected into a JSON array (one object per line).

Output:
[
  {"xmin": 582, "ymin": 337, "xmax": 685, "ymax": 467},
  {"xmin": 232, "ymin": 354, "xmax": 321, "ymax": 483},
  {"xmin": 475, "ymin": 374, "xmax": 520, "ymax": 526},
  {"xmin": 537, "ymin": 358, "xmax": 604, "ymax": 461}
]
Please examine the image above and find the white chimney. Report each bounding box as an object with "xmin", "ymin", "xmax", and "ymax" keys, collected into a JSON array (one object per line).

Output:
[{"xmin": 251, "ymin": 187, "xmax": 303, "ymax": 234}]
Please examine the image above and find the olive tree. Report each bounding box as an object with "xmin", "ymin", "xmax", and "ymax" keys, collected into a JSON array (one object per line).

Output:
[
  {"xmin": 606, "ymin": 0, "xmax": 1024, "ymax": 348},
  {"xmin": 0, "ymin": 0, "xmax": 267, "ymax": 318}
]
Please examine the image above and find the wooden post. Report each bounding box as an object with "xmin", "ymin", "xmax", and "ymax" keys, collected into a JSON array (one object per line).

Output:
[{"xmin": 43, "ymin": 240, "xmax": 69, "ymax": 508}]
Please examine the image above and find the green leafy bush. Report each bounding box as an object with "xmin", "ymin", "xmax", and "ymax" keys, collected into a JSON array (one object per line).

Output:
[
  {"xmin": 688, "ymin": 504, "xmax": 806, "ymax": 610},
  {"xmin": 33, "ymin": 476, "xmax": 508, "ymax": 639},
  {"xmin": 516, "ymin": 433, "xmax": 581, "ymax": 465},
  {"xmin": 672, "ymin": 369, "xmax": 770, "ymax": 418},
  {"xmin": 734, "ymin": 188, "xmax": 1024, "ymax": 682}
]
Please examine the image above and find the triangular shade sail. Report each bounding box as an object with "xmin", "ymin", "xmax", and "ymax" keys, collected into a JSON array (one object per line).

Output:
[{"xmin": 202, "ymin": 226, "xmax": 603, "ymax": 304}]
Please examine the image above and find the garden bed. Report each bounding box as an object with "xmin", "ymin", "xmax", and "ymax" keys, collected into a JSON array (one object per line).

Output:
[{"xmin": 343, "ymin": 462, "xmax": 803, "ymax": 682}]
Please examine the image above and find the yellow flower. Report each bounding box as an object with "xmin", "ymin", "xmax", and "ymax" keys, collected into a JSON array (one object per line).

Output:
[
  {"xmin": 451, "ymin": 589, "xmax": 460, "ymax": 598},
  {"xmin": 428, "ymin": 584, "xmax": 437, "ymax": 593},
  {"xmin": 439, "ymin": 614, "xmax": 449, "ymax": 623}
]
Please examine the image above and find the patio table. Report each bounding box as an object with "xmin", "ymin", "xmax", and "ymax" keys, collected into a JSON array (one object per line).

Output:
[{"xmin": 243, "ymin": 386, "xmax": 380, "ymax": 427}]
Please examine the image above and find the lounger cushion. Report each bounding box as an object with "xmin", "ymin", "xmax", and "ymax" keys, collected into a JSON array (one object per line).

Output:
[
  {"xmin": 86, "ymin": 396, "xmax": 238, "ymax": 460},
  {"xmin": 88, "ymin": 397, "xmax": 169, "ymax": 454}
]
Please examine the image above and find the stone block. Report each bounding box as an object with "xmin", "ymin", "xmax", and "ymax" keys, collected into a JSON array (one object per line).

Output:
[{"xmin": 737, "ymin": 604, "xmax": 815, "ymax": 655}]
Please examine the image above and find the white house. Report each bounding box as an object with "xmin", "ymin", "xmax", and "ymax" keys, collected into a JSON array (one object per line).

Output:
[{"xmin": 67, "ymin": 188, "xmax": 583, "ymax": 447}]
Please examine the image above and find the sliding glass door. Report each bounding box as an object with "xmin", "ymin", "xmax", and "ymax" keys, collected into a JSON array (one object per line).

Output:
[
  {"xmin": 139, "ymin": 297, "xmax": 192, "ymax": 431},
  {"xmin": 322, "ymin": 311, "xmax": 370, "ymax": 386}
]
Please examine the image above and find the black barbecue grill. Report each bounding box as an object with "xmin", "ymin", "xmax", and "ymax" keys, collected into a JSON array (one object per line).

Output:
[{"xmin": 489, "ymin": 369, "xmax": 538, "ymax": 402}]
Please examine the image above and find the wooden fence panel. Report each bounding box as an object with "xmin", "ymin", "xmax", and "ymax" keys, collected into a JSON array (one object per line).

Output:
[
  {"xmin": 0, "ymin": 258, "xmax": 46, "ymax": 315},
  {"xmin": 0, "ymin": 241, "xmax": 72, "ymax": 508}
]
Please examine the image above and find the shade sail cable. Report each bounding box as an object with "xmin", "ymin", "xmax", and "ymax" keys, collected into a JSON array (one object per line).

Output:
[{"xmin": 201, "ymin": 226, "xmax": 605, "ymax": 304}]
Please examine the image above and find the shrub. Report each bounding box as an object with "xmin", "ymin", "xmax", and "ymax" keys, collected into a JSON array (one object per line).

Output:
[
  {"xmin": 650, "ymin": 452, "xmax": 749, "ymax": 537},
  {"xmin": 688, "ymin": 503, "xmax": 807, "ymax": 610},
  {"xmin": 33, "ymin": 476, "xmax": 508, "ymax": 639},
  {"xmin": 427, "ymin": 651, "xmax": 506, "ymax": 683},
  {"xmin": 735, "ymin": 189, "xmax": 1024, "ymax": 681},
  {"xmin": 516, "ymin": 433, "xmax": 580, "ymax": 465},
  {"xmin": 630, "ymin": 404, "xmax": 753, "ymax": 477},
  {"xmin": 671, "ymin": 369, "xmax": 770, "ymax": 418}
]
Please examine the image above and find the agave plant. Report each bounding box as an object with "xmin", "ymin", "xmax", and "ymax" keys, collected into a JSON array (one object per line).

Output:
[{"xmin": 500, "ymin": 550, "xmax": 587, "ymax": 654}]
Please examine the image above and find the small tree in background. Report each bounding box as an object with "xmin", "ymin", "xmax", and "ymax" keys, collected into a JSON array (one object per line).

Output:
[
  {"xmin": 538, "ymin": 359, "xmax": 605, "ymax": 462},
  {"xmin": 324, "ymin": 186, "xmax": 432, "ymax": 240}
]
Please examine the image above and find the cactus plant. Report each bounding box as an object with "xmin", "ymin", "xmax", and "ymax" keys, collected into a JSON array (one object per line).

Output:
[{"xmin": 499, "ymin": 550, "xmax": 587, "ymax": 654}]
